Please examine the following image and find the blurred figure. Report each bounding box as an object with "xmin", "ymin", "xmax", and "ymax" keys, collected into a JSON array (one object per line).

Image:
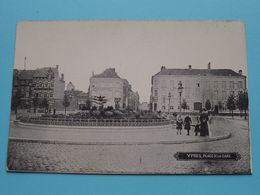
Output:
[
  {"xmin": 184, "ymin": 114, "xmax": 192, "ymax": 135},
  {"xmin": 199, "ymin": 109, "xmax": 209, "ymax": 136},
  {"xmin": 176, "ymin": 115, "xmax": 183, "ymax": 135}
]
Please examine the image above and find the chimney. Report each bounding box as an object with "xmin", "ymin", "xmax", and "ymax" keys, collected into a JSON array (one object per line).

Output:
[
  {"xmin": 239, "ymin": 70, "xmax": 242, "ymax": 75},
  {"xmin": 161, "ymin": 66, "xmax": 166, "ymax": 71},
  {"xmin": 207, "ymin": 62, "xmax": 211, "ymax": 70},
  {"xmin": 61, "ymin": 73, "xmax": 64, "ymax": 81},
  {"xmin": 56, "ymin": 65, "xmax": 59, "ymax": 70},
  {"xmin": 188, "ymin": 65, "xmax": 192, "ymax": 70}
]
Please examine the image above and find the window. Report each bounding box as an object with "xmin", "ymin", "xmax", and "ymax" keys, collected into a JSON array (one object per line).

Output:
[
  {"xmin": 170, "ymin": 80, "xmax": 174, "ymax": 90},
  {"xmin": 222, "ymin": 91, "xmax": 227, "ymax": 100},
  {"xmin": 153, "ymin": 79, "xmax": 158, "ymax": 87},
  {"xmin": 214, "ymin": 81, "xmax": 218, "ymax": 88},
  {"xmin": 154, "ymin": 90, "xmax": 158, "ymax": 97},
  {"xmin": 162, "ymin": 96, "xmax": 166, "ymax": 104},
  {"xmin": 214, "ymin": 90, "xmax": 218, "ymax": 99},
  {"xmin": 197, "ymin": 83, "xmax": 200, "ymax": 87},
  {"xmin": 230, "ymin": 81, "xmax": 234, "ymax": 89},
  {"xmin": 238, "ymin": 81, "xmax": 243, "ymax": 89},
  {"xmin": 222, "ymin": 81, "xmax": 226, "ymax": 89},
  {"xmin": 154, "ymin": 103, "xmax": 157, "ymax": 111},
  {"xmin": 161, "ymin": 80, "xmax": 166, "ymax": 88}
]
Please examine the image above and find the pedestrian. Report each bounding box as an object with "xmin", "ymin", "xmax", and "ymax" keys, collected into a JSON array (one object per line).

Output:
[
  {"xmin": 199, "ymin": 109, "xmax": 209, "ymax": 136},
  {"xmin": 184, "ymin": 114, "xmax": 192, "ymax": 135},
  {"xmin": 176, "ymin": 115, "xmax": 183, "ymax": 135},
  {"xmin": 194, "ymin": 116, "xmax": 200, "ymax": 136}
]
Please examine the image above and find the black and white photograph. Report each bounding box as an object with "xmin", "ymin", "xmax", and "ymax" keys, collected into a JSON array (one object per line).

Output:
[{"xmin": 7, "ymin": 20, "xmax": 251, "ymax": 174}]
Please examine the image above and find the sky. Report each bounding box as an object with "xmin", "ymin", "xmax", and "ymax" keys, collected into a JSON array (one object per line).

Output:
[{"xmin": 14, "ymin": 20, "xmax": 248, "ymax": 102}]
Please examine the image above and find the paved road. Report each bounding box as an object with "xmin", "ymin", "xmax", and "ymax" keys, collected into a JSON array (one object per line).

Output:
[{"xmin": 7, "ymin": 117, "xmax": 251, "ymax": 174}]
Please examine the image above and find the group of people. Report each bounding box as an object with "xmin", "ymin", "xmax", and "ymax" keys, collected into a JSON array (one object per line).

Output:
[{"xmin": 175, "ymin": 109, "xmax": 211, "ymax": 137}]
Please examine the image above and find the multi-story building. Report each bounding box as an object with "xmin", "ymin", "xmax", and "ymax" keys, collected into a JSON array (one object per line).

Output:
[
  {"xmin": 150, "ymin": 64, "xmax": 247, "ymax": 113},
  {"xmin": 89, "ymin": 68, "xmax": 139, "ymax": 110},
  {"xmin": 128, "ymin": 91, "xmax": 139, "ymax": 111},
  {"xmin": 64, "ymin": 82, "xmax": 89, "ymax": 111},
  {"xmin": 12, "ymin": 65, "xmax": 65, "ymax": 111},
  {"xmin": 139, "ymin": 102, "xmax": 149, "ymax": 111}
]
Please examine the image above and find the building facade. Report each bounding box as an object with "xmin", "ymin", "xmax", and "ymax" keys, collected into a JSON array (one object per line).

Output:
[
  {"xmin": 89, "ymin": 68, "xmax": 139, "ymax": 110},
  {"xmin": 150, "ymin": 64, "xmax": 247, "ymax": 113},
  {"xmin": 64, "ymin": 82, "xmax": 89, "ymax": 111},
  {"xmin": 12, "ymin": 65, "xmax": 65, "ymax": 111}
]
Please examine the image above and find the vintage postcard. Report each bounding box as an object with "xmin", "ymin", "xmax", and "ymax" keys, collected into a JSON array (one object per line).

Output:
[{"xmin": 7, "ymin": 20, "xmax": 251, "ymax": 174}]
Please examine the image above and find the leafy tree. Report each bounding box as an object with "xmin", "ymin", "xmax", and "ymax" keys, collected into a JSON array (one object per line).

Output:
[
  {"xmin": 41, "ymin": 98, "xmax": 49, "ymax": 113},
  {"xmin": 63, "ymin": 94, "xmax": 70, "ymax": 115},
  {"xmin": 218, "ymin": 101, "xmax": 223, "ymax": 111},
  {"xmin": 237, "ymin": 91, "xmax": 249, "ymax": 119},
  {"xmin": 91, "ymin": 95, "xmax": 107, "ymax": 110},
  {"xmin": 205, "ymin": 99, "xmax": 211, "ymax": 111},
  {"xmin": 181, "ymin": 99, "xmax": 188, "ymax": 112},
  {"xmin": 12, "ymin": 90, "xmax": 21, "ymax": 116},
  {"xmin": 32, "ymin": 94, "xmax": 39, "ymax": 113},
  {"xmin": 85, "ymin": 99, "xmax": 91, "ymax": 110},
  {"xmin": 114, "ymin": 97, "xmax": 121, "ymax": 110},
  {"xmin": 227, "ymin": 93, "xmax": 236, "ymax": 118}
]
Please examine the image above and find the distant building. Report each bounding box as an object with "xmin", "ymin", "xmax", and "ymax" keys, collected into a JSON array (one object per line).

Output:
[
  {"xmin": 66, "ymin": 81, "xmax": 75, "ymax": 91},
  {"xmin": 150, "ymin": 64, "xmax": 247, "ymax": 113},
  {"xmin": 89, "ymin": 68, "xmax": 139, "ymax": 110},
  {"xmin": 64, "ymin": 82, "xmax": 89, "ymax": 111},
  {"xmin": 12, "ymin": 65, "xmax": 65, "ymax": 111},
  {"xmin": 139, "ymin": 102, "xmax": 149, "ymax": 111},
  {"xmin": 128, "ymin": 91, "xmax": 139, "ymax": 111}
]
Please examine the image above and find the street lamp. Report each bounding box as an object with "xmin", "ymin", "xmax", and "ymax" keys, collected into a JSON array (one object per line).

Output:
[
  {"xmin": 168, "ymin": 92, "xmax": 171, "ymax": 114},
  {"xmin": 178, "ymin": 81, "xmax": 184, "ymax": 114}
]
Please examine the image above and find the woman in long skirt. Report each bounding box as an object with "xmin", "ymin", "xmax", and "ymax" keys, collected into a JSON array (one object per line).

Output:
[{"xmin": 199, "ymin": 109, "xmax": 209, "ymax": 136}]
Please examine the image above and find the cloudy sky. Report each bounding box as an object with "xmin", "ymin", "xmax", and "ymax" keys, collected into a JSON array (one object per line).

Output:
[{"xmin": 14, "ymin": 20, "xmax": 248, "ymax": 102}]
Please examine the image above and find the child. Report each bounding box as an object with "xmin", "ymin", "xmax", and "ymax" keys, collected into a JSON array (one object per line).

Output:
[
  {"xmin": 194, "ymin": 115, "xmax": 200, "ymax": 136},
  {"xmin": 176, "ymin": 115, "xmax": 183, "ymax": 135},
  {"xmin": 184, "ymin": 114, "xmax": 192, "ymax": 135}
]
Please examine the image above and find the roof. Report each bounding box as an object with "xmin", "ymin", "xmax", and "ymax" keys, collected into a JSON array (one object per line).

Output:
[
  {"xmin": 18, "ymin": 70, "xmax": 35, "ymax": 80},
  {"xmin": 92, "ymin": 68, "xmax": 120, "ymax": 78},
  {"xmin": 33, "ymin": 67, "xmax": 58, "ymax": 78},
  {"xmin": 15, "ymin": 67, "xmax": 58, "ymax": 79},
  {"xmin": 154, "ymin": 68, "xmax": 245, "ymax": 77}
]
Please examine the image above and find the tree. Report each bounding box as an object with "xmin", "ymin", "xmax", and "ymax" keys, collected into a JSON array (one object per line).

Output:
[
  {"xmin": 63, "ymin": 94, "xmax": 70, "ymax": 115},
  {"xmin": 90, "ymin": 95, "xmax": 107, "ymax": 110},
  {"xmin": 236, "ymin": 91, "xmax": 249, "ymax": 119},
  {"xmin": 181, "ymin": 99, "xmax": 188, "ymax": 112},
  {"xmin": 205, "ymin": 99, "xmax": 211, "ymax": 111},
  {"xmin": 32, "ymin": 94, "xmax": 39, "ymax": 113},
  {"xmin": 85, "ymin": 99, "xmax": 91, "ymax": 110},
  {"xmin": 114, "ymin": 97, "xmax": 121, "ymax": 110},
  {"xmin": 218, "ymin": 101, "xmax": 223, "ymax": 111},
  {"xmin": 227, "ymin": 93, "xmax": 236, "ymax": 118},
  {"xmin": 12, "ymin": 90, "xmax": 21, "ymax": 116},
  {"xmin": 41, "ymin": 98, "xmax": 49, "ymax": 113}
]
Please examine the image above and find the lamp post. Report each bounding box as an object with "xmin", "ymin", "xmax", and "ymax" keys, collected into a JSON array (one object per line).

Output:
[
  {"xmin": 168, "ymin": 92, "xmax": 171, "ymax": 114},
  {"xmin": 178, "ymin": 81, "xmax": 184, "ymax": 114}
]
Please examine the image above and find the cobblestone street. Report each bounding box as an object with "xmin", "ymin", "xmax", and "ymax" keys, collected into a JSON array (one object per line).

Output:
[{"xmin": 7, "ymin": 117, "xmax": 251, "ymax": 174}]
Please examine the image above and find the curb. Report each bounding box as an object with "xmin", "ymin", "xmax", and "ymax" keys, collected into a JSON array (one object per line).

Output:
[{"xmin": 9, "ymin": 132, "xmax": 231, "ymax": 145}]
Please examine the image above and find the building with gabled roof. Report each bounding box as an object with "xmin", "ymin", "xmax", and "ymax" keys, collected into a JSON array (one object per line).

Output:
[
  {"xmin": 12, "ymin": 65, "xmax": 65, "ymax": 112},
  {"xmin": 89, "ymin": 68, "xmax": 139, "ymax": 110},
  {"xmin": 150, "ymin": 64, "xmax": 247, "ymax": 113}
]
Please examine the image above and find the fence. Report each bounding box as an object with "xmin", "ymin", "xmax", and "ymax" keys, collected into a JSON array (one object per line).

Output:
[{"xmin": 19, "ymin": 116, "xmax": 172, "ymax": 127}]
